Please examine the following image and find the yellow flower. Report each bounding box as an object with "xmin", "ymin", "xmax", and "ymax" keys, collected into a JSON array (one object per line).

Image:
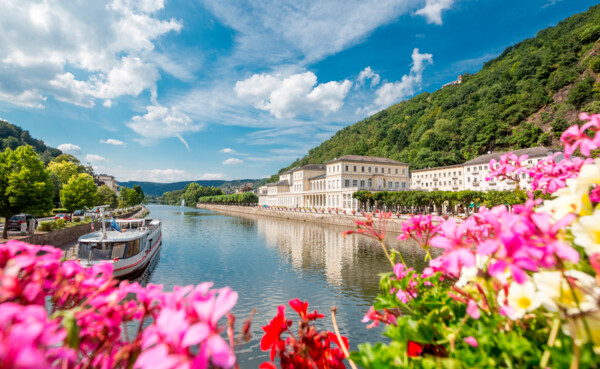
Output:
[
  {"xmin": 497, "ymin": 280, "xmax": 541, "ymax": 320},
  {"xmin": 538, "ymin": 179, "xmax": 592, "ymax": 221},
  {"xmin": 533, "ymin": 270, "xmax": 600, "ymax": 315}
]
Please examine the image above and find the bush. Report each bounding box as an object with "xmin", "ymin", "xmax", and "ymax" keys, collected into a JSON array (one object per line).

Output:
[
  {"xmin": 73, "ymin": 216, "xmax": 81, "ymax": 222},
  {"xmin": 38, "ymin": 220, "xmax": 56, "ymax": 232},
  {"xmin": 551, "ymin": 118, "xmax": 570, "ymax": 138},
  {"xmin": 55, "ymin": 218, "xmax": 65, "ymax": 228},
  {"xmin": 590, "ymin": 56, "xmax": 600, "ymax": 73},
  {"xmin": 567, "ymin": 76, "xmax": 595, "ymax": 107}
]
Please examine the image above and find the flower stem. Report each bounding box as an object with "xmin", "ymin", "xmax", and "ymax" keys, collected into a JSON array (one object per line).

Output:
[
  {"xmin": 331, "ymin": 307, "xmax": 358, "ymax": 369},
  {"xmin": 379, "ymin": 240, "xmax": 397, "ymax": 267},
  {"xmin": 540, "ymin": 317, "xmax": 560, "ymax": 368}
]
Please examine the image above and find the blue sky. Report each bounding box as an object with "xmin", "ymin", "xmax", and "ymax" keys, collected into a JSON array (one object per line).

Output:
[{"xmin": 0, "ymin": 0, "xmax": 597, "ymax": 182}]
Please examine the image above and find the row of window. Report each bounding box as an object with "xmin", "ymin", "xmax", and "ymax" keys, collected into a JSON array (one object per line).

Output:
[
  {"xmin": 327, "ymin": 164, "xmax": 406, "ymax": 175},
  {"xmin": 414, "ymin": 170, "xmax": 462, "ymax": 179}
]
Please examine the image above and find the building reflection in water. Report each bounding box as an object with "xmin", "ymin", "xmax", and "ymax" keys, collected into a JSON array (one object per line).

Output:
[{"xmin": 254, "ymin": 215, "xmax": 432, "ymax": 294}]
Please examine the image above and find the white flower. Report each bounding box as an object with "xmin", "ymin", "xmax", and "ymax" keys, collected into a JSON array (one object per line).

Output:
[
  {"xmin": 537, "ymin": 179, "xmax": 592, "ymax": 221},
  {"xmin": 497, "ymin": 280, "xmax": 541, "ymax": 320},
  {"xmin": 574, "ymin": 158, "xmax": 600, "ymax": 193},
  {"xmin": 570, "ymin": 310, "xmax": 600, "ymax": 348},
  {"xmin": 456, "ymin": 255, "xmax": 488, "ymax": 288},
  {"xmin": 533, "ymin": 270, "xmax": 600, "ymax": 315},
  {"xmin": 571, "ymin": 208, "xmax": 600, "ymax": 257}
]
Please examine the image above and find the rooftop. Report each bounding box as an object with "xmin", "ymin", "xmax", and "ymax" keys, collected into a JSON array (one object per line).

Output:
[
  {"xmin": 463, "ymin": 147, "xmax": 556, "ymax": 166},
  {"xmin": 411, "ymin": 163, "xmax": 465, "ymax": 172},
  {"xmin": 266, "ymin": 179, "xmax": 290, "ymax": 187},
  {"xmin": 308, "ymin": 174, "xmax": 326, "ymax": 180},
  {"xmin": 326, "ymin": 155, "xmax": 409, "ymax": 165},
  {"xmin": 294, "ymin": 164, "xmax": 326, "ymax": 171}
]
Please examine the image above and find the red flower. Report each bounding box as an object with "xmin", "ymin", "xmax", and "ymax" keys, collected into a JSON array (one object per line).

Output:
[
  {"xmin": 260, "ymin": 305, "xmax": 289, "ymax": 360},
  {"xmin": 407, "ymin": 341, "xmax": 423, "ymax": 357},
  {"xmin": 289, "ymin": 298, "xmax": 324, "ymax": 321}
]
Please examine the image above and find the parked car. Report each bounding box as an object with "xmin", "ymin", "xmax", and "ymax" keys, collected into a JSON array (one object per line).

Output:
[
  {"xmin": 6, "ymin": 214, "xmax": 38, "ymax": 231},
  {"xmin": 73, "ymin": 210, "xmax": 84, "ymax": 217},
  {"xmin": 54, "ymin": 213, "xmax": 71, "ymax": 222}
]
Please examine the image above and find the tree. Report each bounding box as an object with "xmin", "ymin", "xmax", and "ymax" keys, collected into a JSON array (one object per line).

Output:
[
  {"xmin": 47, "ymin": 161, "xmax": 79, "ymax": 186},
  {"xmin": 60, "ymin": 173, "xmax": 98, "ymax": 216},
  {"xmin": 118, "ymin": 187, "xmax": 140, "ymax": 208},
  {"xmin": 97, "ymin": 185, "xmax": 118, "ymax": 208},
  {"xmin": 133, "ymin": 185, "xmax": 145, "ymax": 204},
  {"xmin": 0, "ymin": 146, "xmax": 54, "ymax": 238}
]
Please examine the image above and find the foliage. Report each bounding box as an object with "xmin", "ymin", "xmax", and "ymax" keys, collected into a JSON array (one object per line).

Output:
[
  {"xmin": 0, "ymin": 119, "xmax": 62, "ymax": 164},
  {"xmin": 590, "ymin": 56, "xmax": 600, "ymax": 73},
  {"xmin": 162, "ymin": 183, "xmax": 223, "ymax": 206},
  {"xmin": 47, "ymin": 161, "xmax": 80, "ymax": 186},
  {"xmin": 118, "ymin": 186, "xmax": 143, "ymax": 208},
  {"xmin": 73, "ymin": 216, "xmax": 81, "ymax": 222},
  {"xmin": 133, "ymin": 184, "xmax": 145, "ymax": 204},
  {"xmin": 60, "ymin": 173, "xmax": 98, "ymax": 214},
  {"xmin": 96, "ymin": 184, "xmax": 118, "ymax": 208},
  {"xmin": 55, "ymin": 218, "xmax": 66, "ymax": 228},
  {"xmin": 52, "ymin": 208, "xmax": 68, "ymax": 214},
  {"xmin": 0, "ymin": 145, "xmax": 54, "ymax": 238},
  {"xmin": 0, "ymin": 241, "xmax": 250, "ymax": 369},
  {"xmin": 277, "ymin": 5, "xmax": 600, "ymax": 173},
  {"xmin": 197, "ymin": 192, "xmax": 258, "ymax": 205},
  {"xmin": 38, "ymin": 220, "xmax": 56, "ymax": 232}
]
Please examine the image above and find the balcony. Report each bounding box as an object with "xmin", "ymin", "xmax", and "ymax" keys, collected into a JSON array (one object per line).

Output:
[
  {"xmin": 433, "ymin": 178, "xmax": 439, "ymax": 182},
  {"xmin": 489, "ymin": 182, "xmax": 496, "ymax": 186},
  {"xmin": 452, "ymin": 186, "xmax": 459, "ymax": 190},
  {"xmin": 452, "ymin": 177, "xmax": 458, "ymax": 180},
  {"xmin": 473, "ymin": 182, "xmax": 480, "ymax": 187},
  {"xmin": 433, "ymin": 187, "xmax": 439, "ymax": 191},
  {"xmin": 472, "ymin": 172, "xmax": 479, "ymax": 176}
]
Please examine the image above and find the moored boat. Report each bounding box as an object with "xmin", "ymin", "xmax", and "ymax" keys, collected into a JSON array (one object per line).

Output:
[{"xmin": 76, "ymin": 218, "xmax": 162, "ymax": 278}]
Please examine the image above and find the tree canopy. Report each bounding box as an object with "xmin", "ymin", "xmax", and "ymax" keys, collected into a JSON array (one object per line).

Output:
[
  {"xmin": 60, "ymin": 173, "xmax": 98, "ymax": 214},
  {"xmin": 0, "ymin": 146, "xmax": 54, "ymax": 238}
]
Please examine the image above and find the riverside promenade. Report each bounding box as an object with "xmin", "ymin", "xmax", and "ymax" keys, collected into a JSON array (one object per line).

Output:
[{"xmin": 195, "ymin": 204, "xmax": 442, "ymax": 233}]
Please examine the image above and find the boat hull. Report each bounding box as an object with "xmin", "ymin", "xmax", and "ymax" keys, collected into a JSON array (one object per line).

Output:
[{"xmin": 113, "ymin": 234, "xmax": 162, "ymax": 278}]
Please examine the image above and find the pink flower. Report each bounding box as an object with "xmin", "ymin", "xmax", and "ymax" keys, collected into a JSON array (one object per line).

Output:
[
  {"xmin": 464, "ymin": 336, "xmax": 478, "ymax": 348},
  {"xmin": 466, "ymin": 299, "xmax": 480, "ymax": 320},
  {"xmin": 560, "ymin": 113, "xmax": 600, "ymax": 158},
  {"xmin": 487, "ymin": 153, "xmax": 529, "ymax": 185},
  {"xmin": 430, "ymin": 219, "xmax": 476, "ymax": 277}
]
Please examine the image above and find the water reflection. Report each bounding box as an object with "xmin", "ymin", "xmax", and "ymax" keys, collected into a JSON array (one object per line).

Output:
[{"xmin": 142, "ymin": 205, "xmax": 432, "ymax": 367}]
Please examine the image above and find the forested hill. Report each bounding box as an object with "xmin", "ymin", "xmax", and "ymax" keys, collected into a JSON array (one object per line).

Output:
[
  {"xmin": 0, "ymin": 119, "xmax": 62, "ymax": 163},
  {"xmin": 281, "ymin": 5, "xmax": 600, "ymax": 173}
]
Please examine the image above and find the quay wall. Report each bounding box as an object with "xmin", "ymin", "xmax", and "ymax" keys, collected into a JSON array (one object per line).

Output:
[
  {"xmin": 14, "ymin": 220, "xmax": 102, "ymax": 247},
  {"xmin": 196, "ymin": 204, "xmax": 411, "ymax": 233}
]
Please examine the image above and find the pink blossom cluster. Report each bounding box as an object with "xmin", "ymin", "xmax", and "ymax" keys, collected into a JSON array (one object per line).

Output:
[
  {"xmin": 528, "ymin": 153, "xmax": 593, "ymax": 194},
  {"xmin": 430, "ymin": 200, "xmax": 578, "ymax": 283},
  {"xmin": 561, "ymin": 113, "xmax": 600, "ymax": 159},
  {"xmin": 396, "ymin": 214, "xmax": 441, "ymax": 250},
  {"xmin": 486, "ymin": 153, "xmax": 529, "ymax": 184},
  {"xmin": 0, "ymin": 241, "xmax": 245, "ymax": 369}
]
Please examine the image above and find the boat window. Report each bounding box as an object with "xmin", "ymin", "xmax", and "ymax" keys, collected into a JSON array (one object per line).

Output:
[
  {"xmin": 92, "ymin": 242, "xmax": 112, "ymax": 260},
  {"xmin": 125, "ymin": 239, "xmax": 140, "ymax": 258},
  {"xmin": 111, "ymin": 242, "xmax": 126, "ymax": 258},
  {"xmin": 78, "ymin": 242, "xmax": 89, "ymax": 259}
]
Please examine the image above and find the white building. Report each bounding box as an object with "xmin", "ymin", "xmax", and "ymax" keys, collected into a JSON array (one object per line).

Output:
[
  {"xmin": 411, "ymin": 164, "xmax": 464, "ymax": 192},
  {"xmin": 95, "ymin": 175, "xmax": 119, "ymax": 192},
  {"xmin": 258, "ymin": 155, "xmax": 410, "ymax": 210}
]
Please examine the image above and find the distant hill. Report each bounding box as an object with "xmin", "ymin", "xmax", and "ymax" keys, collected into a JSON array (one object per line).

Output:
[
  {"xmin": 118, "ymin": 179, "xmax": 265, "ymax": 197},
  {"xmin": 117, "ymin": 180, "xmax": 226, "ymax": 197},
  {"xmin": 279, "ymin": 5, "xmax": 600, "ymax": 174},
  {"xmin": 0, "ymin": 119, "xmax": 62, "ymax": 163}
]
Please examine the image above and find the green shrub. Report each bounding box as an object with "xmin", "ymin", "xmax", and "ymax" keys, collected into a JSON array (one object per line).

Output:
[
  {"xmin": 567, "ymin": 76, "xmax": 595, "ymax": 107},
  {"xmin": 38, "ymin": 220, "xmax": 56, "ymax": 232},
  {"xmin": 56, "ymin": 218, "xmax": 66, "ymax": 228},
  {"xmin": 551, "ymin": 118, "xmax": 570, "ymax": 138},
  {"xmin": 590, "ymin": 57, "xmax": 600, "ymax": 73},
  {"xmin": 73, "ymin": 216, "xmax": 81, "ymax": 222}
]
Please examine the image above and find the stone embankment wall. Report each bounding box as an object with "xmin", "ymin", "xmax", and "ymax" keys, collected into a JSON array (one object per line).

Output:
[
  {"xmin": 196, "ymin": 204, "xmax": 410, "ymax": 233},
  {"xmin": 16, "ymin": 220, "xmax": 102, "ymax": 247}
]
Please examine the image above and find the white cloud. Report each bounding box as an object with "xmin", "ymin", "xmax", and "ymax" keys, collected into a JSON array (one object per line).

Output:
[
  {"xmin": 357, "ymin": 66, "xmax": 380, "ymax": 88},
  {"xmin": 202, "ymin": 0, "xmax": 446, "ymax": 64},
  {"xmin": 0, "ymin": 0, "xmax": 182, "ymax": 109},
  {"xmin": 369, "ymin": 48, "xmax": 433, "ymax": 111},
  {"xmin": 127, "ymin": 104, "xmax": 202, "ymax": 150},
  {"xmin": 235, "ymin": 71, "xmax": 352, "ymax": 119},
  {"xmin": 85, "ymin": 154, "xmax": 108, "ymax": 163},
  {"xmin": 57, "ymin": 143, "xmax": 81, "ymax": 155},
  {"xmin": 415, "ymin": 0, "xmax": 454, "ymax": 25},
  {"xmin": 221, "ymin": 148, "xmax": 235, "ymax": 153},
  {"xmin": 100, "ymin": 138, "xmax": 126, "ymax": 146},
  {"xmin": 199, "ymin": 172, "xmax": 225, "ymax": 180},
  {"xmin": 222, "ymin": 158, "xmax": 243, "ymax": 165}
]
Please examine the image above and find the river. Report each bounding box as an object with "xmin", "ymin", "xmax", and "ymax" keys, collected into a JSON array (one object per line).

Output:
[{"xmin": 137, "ymin": 204, "xmax": 429, "ymax": 367}]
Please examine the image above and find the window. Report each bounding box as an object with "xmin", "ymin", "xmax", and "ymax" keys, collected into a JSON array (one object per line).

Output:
[
  {"xmin": 388, "ymin": 181, "xmax": 392, "ymax": 188},
  {"xmin": 468, "ymin": 177, "xmax": 470, "ymax": 182},
  {"xmin": 368, "ymin": 179, "xmax": 372, "ymax": 187},
  {"xmin": 402, "ymin": 182, "xmax": 406, "ymax": 189},
  {"xmin": 125, "ymin": 239, "xmax": 140, "ymax": 258},
  {"xmin": 345, "ymin": 179, "xmax": 350, "ymax": 187},
  {"xmin": 395, "ymin": 168, "xmax": 398, "ymax": 174},
  {"xmin": 388, "ymin": 168, "xmax": 391, "ymax": 174},
  {"xmin": 362, "ymin": 166, "xmax": 365, "ymax": 172},
  {"xmin": 360, "ymin": 180, "xmax": 365, "ymax": 187},
  {"xmin": 368, "ymin": 167, "xmax": 371, "ymax": 173},
  {"xmin": 402, "ymin": 168, "xmax": 405, "ymax": 174},
  {"xmin": 353, "ymin": 180, "xmax": 357, "ymax": 187},
  {"xmin": 467, "ymin": 167, "xmax": 470, "ymax": 172},
  {"xmin": 353, "ymin": 165, "xmax": 357, "ymax": 172},
  {"xmin": 111, "ymin": 242, "xmax": 126, "ymax": 258},
  {"xmin": 345, "ymin": 165, "xmax": 348, "ymax": 171}
]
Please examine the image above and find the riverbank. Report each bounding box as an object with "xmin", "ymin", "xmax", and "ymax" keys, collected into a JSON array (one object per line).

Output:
[{"xmin": 195, "ymin": 204, "xmax": 428, "ymax": 233}]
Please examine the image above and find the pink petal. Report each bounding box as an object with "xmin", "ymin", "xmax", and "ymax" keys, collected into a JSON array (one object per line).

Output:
[
  {"xmin": 206, "ymin": 335, "xmax": 235, "ymax": 368},
  {"xmin": 182, "ymin": 323, "xmax": 210, "ymax": 348},
  {"xmin": 464, "ymin": 336, "xmax": 478, "ymax": 348},
  {"xmin": 467, "ymin": 300, "xmax": 480, "ymax": 320}
]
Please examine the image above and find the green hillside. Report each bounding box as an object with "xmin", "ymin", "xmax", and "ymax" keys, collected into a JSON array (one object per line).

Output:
[
  {"xmin": 281, "ymin": 5, "xmax": 600, "ymax": 173},
  {"xmin": 0, "ymin": 119, "xmax": 62, "ymax": 163}
]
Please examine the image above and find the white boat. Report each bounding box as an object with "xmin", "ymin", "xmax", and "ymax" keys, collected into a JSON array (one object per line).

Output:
[{"xmin": 76, "ymin": 218, "xmax": 162, "ymax": 278}]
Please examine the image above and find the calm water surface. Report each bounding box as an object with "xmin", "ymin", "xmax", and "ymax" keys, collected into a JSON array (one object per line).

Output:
[{"xmin": 138, "ymin": 205, "xmax": 429, "ymax": 367}]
